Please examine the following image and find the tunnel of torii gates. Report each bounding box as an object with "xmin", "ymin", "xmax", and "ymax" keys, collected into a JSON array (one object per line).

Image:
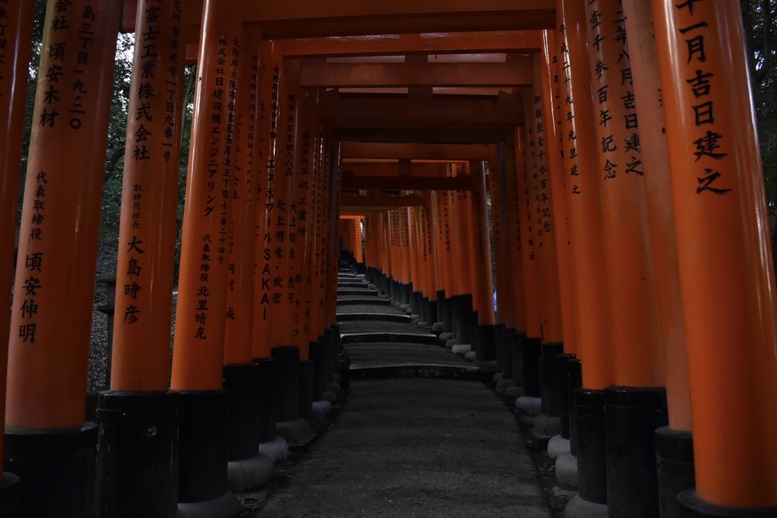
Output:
[{"xmin": 0, "ymin": 0, "xmax": 776, "ymax": 517}]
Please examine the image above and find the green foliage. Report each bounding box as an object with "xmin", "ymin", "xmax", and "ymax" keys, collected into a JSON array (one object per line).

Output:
[
  {"xmin": 742, "ymin": 0, "xmax": 777, "ymax": 211},
  {"xmin": 99, "ymin": 33, "xmax": 134, "ymax": 236}
]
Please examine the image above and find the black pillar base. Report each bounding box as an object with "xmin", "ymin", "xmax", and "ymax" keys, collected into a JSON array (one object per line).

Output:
[
  {"xmin": 605, "ymin": 385, "xmax": 668, "ymax": 518},
  {"xmin": 510, "ymin": 332, "xmax": 527, "ymax": 387},
  {"xmin": 5, "ymin": 422, "xmax": 97, "ymax": 518},
  {"xmin": 436, "ymin": 290, "xmax": 446, "ymax": 325},
  {"xmin": 475, "ymin": 324, "xmax": 503, "ymax": 362},
  {"xmin": 566, "ymin": 358, "xmax": 582, "ymax": 456},
  {"xmin": 309, "ymin": 341, "xmax": 325, "ymax": 400},
  {"xmin": 410, "ymin": 291, "xmax": 421, "ymax": 315},
  {"xmin": 252, "ymin": 357, "xmax": 278, "ymax": 443},
  {"xmin": 678, "ymin": 490, "xmax": 777, "ymax": 517},
  {"xmin": 419, "ymin": 296, "xmax": 428, "ymax": 323},
  {"xmin": 521, "ymin": 336, "xmax": 542, "ymax": 397},
  {"xmin": 442, "ymin": 296, "xmax": 453, "ymax": 333},
  {"xmin": 655, "ymin": 427, "xmax": 695, "ymax": 518},
  {"xmin": 498, "ymin": 327, "xmax": 516, "ymax": 378},
  {"xmin": 539, "ymin": 342, "xmax": 564, "ymax": 417},
  {"xmin": 299, "ymin": 360, "xmax": 314, "ymax": 424},
  {"xmin": 451, "ymin": 294, "xmax": 474, "ymax": 342},
  {"xmin": 0, "ymin": 472, "xmax": 21, "ymax": 518},
  {"xmin": 271, "ymin": 346, "xmax": 301, "ymax": 423},
  {"xmin": 177, "ymin": 391, "xmax": 229, "ymax": 504},
  {"xmin": 223, "ymin": 364, "xmax": 261, "ymax": 461},
  {"xmin": 575, "ymin": 388, "xmax": 607, "ymax": 506},
  {"xmin": 96, "ymin": 391, "xmax": 178, "ymax": 518},
  {"xmin": 556, "ymin": 354, "xmax": 576, "ymax": 440},
  {"xmin": 321, "ymin": 330, "xmax": 337, "ymax": 387}
]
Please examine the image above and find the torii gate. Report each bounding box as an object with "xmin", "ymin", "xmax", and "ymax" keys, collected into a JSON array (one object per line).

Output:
[{"xmin": 0, "ymin": 1, "xmax": 775, "ymax": 518}]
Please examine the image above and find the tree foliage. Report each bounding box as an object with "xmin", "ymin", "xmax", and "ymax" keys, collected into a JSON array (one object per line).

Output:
[{"xmin": 742, "ymin": 0, "xmax": 777, "ymax": 211}]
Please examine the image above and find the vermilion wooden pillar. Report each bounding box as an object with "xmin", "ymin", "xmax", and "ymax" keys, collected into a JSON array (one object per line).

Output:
[
  {"xmin": 555, "ymin": 1, "xmax": 616, "ymax": 510},
  {"xmin": 653, "ymin": 0, "xmax": 777, "ymax": 512},
  {"xmin": 299, "ymin": 108, "xmax": 324, "ymax": 346},
  {"xmin": 0, "ymin": 0, "xmax": 34, "ymax": 482},
  {"xmin": 421, "ymin": 197, "xmax": 438, "ymax": 322},
  {"xmin": 521, "ymin": 84, "xmax": 563, "ymax": 345},
  {"xmin": 4, "ymin": 2, "xmax": 121, "ymax": 516},
  {"xmin": 111, "ymin": 0, "xmax": 186, "ymax": 392},
  {"xmin": 583, "ymin": 0, "xmax": 663, "ymax": 387},
  {"xmin": 324, "ymin": 139, "xmax": 342, "ymax": 329},
  {"xmin": 171, "ymin": 1, "xmax": 237, "ymax": 392},
  {"xmin": 306, "ymin": 131, "xmax": 326, "ymax": 343},
  {"xmin": 431, "ymin": 190, "xmax": 452, "ymax": 328},
  {"xmin": 450, "ymin": 164, "xmax": 476, "ymax": 346},
  {"xmin": 584, "ymin": 2, "xmax": 667, "ymax": 515},
  {"xmin": 0, "ymin": 1, "xmax": 34, "ymax": 511},
  {"xmin": 622, "ymin": 2, "xmax": 693, "ymax": 516},
  {"xmin": 287, "ymin": 90, "xmax": 320, "ymax": 355},
  {"xmin": 298, "ymin": 126, "xmax": 324, "ymax": 341},
  {"xmin": 539, "ymin": 32, "xmax": 577, "ymax": 356},
  {"xmin": 169, "ymin": 0, "xmax": 242, "ymax": 511},
  {"xmin": 354, "ymin": 218, "xmax": 364, "ymax": 264},
  {"xmin": 555, "ymin": 0, "xmax": 614, "ymax": 391},
  {"xmin": 97, "ymin": 1, "xmax": 187, "ymax": 516},
  {"xmin": 267, "ymin": 60, "xmax": 300, "ymax": 348},
  {"xmin": 224, "ymin": 28, "xmax": 262, "ymax": 366},
  {"xmin": 468, "ymin": 161, "xmax": 495, "ymax": 326},
  {"xmin": 503, "ymin": 135, "xmax": 528, "ymax": 335},
  {"xmin": 252, "ymin": 40, "xmax": 282, "ymax": 359},
  {"xmin": 435, "ymin": 189, "xmax": 455, "ymax": 300},
  {"xmin": 519, "ymin": 72, "xmax": 566, "ymax": 440},
  {"xmin": 469, "ymin": 160, "xmax": 499, "ymax": 362},
  {"xmin": 487, "ymin": 153, "xmax": 515, "ymax": 330}
]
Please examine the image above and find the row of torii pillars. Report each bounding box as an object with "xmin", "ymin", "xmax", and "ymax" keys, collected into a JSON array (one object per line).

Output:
[{"xmin": 1, "ymin": 0, "xmax": 777, "ymax": 517}]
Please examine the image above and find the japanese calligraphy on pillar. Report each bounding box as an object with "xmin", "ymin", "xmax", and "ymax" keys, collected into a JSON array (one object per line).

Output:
[
  {"xmin": 508, "ymin": 141, "xmax": 522, "ymax": 256},
  {"xmin": 587, "ymin": 0, "xmax": 642, "ymax": 181},
  {"xmin": 558, "ymin": 23, "xmax": 583, "ymax": 195},
  {"xmin": 192, "ymin": 36, "xmax": 228, "ymax": 342},
  {"xmin": 119, "ymin": 0, "xmax": 183, "ymax": 328},
  {"xmin": 256, "ymin": 60, "xmax": 281, "ymax": 322},
  {"xmin": 218, "ymin": 37, "xmax": 239, "ymax": 266},
  {"xmin": 473, "ymin": 167, "xmax": 488, "ymax": 268},
  {"xmin": 531, "ymin": 94, "xmax": 552, "ymax": 247},
  {"xmin": 16, "ymin": 0, "xmax": 102, "ymax": 345},
  {"xmin": 442, "ymin": 189, "xmax": 452, "ymax": 253},
  {"xmin": 672, "ymin": 0, "xmax": 731, "ymax": 195},
  {"xmin": 292, "ymin": 128, "xmax": 313, "ymax": 337}
]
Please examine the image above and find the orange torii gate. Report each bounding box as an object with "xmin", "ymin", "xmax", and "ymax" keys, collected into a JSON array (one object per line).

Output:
[{"xmin": 0, "ymin": 1, "xmax": 776, "ymax": 518}]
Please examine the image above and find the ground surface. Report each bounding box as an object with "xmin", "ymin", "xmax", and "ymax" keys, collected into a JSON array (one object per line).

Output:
[{"xmin": 235, "ymin": 271, "xmax": 571, "ymax": 517}]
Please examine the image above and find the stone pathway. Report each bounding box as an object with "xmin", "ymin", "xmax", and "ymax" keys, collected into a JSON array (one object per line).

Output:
[{"xmin": 241, "ymin": 270, "xmax": 557, "ymax": 517}]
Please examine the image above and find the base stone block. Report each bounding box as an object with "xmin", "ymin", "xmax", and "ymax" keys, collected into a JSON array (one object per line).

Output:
[
  {"xmin": 227, "ymin": 454, "xmax": 275, "ymax": 492},
  {"xmin": 177, "ymin": 492, "xmax": 242, "ymax": 518},
  {"xmin": 548, "ymin": 435, "xmax": 571, "ymax": 459},
  {"xmin": 556, "ymin": 453, "xmax": 579, "ymax": 488},
  {"xmin": 564, "ymin": 494, "xmax": 608, "ymax": 518},
  {"xmin": 516, "ymin": 396, "xmax": 542, "ymax": 416},
  {"xmin": 258, "ymin": 437, "xmax": 289, "ymax": 463}
]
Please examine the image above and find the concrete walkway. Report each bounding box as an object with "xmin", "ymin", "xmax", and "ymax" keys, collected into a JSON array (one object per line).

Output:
[{"xmin": 240, "ymin": 271, "xmax": 559, "ymax": 517}]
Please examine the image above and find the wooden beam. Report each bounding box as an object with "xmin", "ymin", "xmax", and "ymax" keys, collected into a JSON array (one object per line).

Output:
[
  {"xmin": 341, "ymin": 175, "xmax": 471, "ymax": 191},
  {"xmin": 280, "ymin": 31, "xmax": 544, "ymax": 58},
  {"xmin": 335, "ymin": 127, "xmax": 512, "ymax": 144},
  {"xmin": 321, "ymin": 91, "xmax": 522, "ymax": 128},
  {"xmin": 341, "ymin": 142, "xmax": 496, "ymax": 160},
  {"xmin": 340, "ymin": 194, "xmax": 425, "ymax": 208},
  {"xmin": 248, "ymin": 1, "xmax": 555, "ymax": 39},
  {"xmin": 299, "ymin": 58, "xmax": 532, "ymax": 88},
  {"xmin": 122, "ymin": 1, "xmax": 555, "ymax": 39},
  {"xmin": 340, "ymin": 162, "xmax": 449, "ymax": 177}
]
